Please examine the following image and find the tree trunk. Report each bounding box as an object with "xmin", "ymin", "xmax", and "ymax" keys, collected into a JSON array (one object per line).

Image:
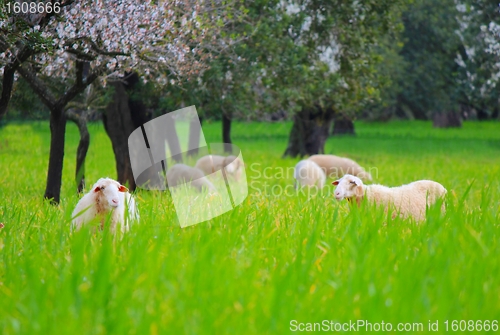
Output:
[
  {"xmin": 0, "ymin": 65, "xmax": 17, "ymax": 118},
  {"xmin": 103, "ymin": 82, "xmax": 136, "ymax": 190},
  {"xmin": 17, "ymin": 62, "xmax": 104, "ymax": 204},
  {"xmin": 66, "ymin": 109, "xmax": 89, "ymax": 193},
  {"xmin": 491, "ymin": 106, "xmax": 499, "ymax": 120},
  {"xmin": 0, "ymin": 44, "xmax": 33, "ymax": 118},
  {"xmin": 332, "ymin": 114, "xmax": 355, "ymax": 136},
  {"xmin": 432, "ymin": 111, "xmax": 462, "ymax": 128},
  {"xmin": 44, "ymin": 109, "xmax": 67, "ymax": 204},
  {"xmin": 164, "ymin": 113, "xmax": 183, "ymax": 162},
  {"xmin": 222, "ymin": 112, "xmax": 232, "ymax": 153},
  {"xmin": 283, "ymin": 105, "xmax": 334, "ymax": 158},
  {"xmin": 187, "ymin": 115, "xmax": 202, "ymax": 156}
]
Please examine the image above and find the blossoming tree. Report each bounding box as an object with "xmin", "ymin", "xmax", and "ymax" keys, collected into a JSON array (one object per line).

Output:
[{"xmin": 0, "ymin": 0, "xmax": 243, "ymax": 203}]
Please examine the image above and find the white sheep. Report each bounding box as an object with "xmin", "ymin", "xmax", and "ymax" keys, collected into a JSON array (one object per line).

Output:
[
  {"xmin": 166, "ymin": 164, "xmax": 217, "ymax": 193},
  {"xmin": 195, "ymin": 155, "xmax": 243, "ymax": 181},
  {"xmin": 332, "ymin": 174, "xmax": 447, "ymax": 221},
  {"xmin": 308, "ymin": 154, "xmax": 372, "ymax": 181},
  {"xmin": 71, "ymin": 178, "xmax": 139, "ymax": 233},
  {"xmin": 294, "ymin": 159, "xmax": 326, "ymax": 189}
]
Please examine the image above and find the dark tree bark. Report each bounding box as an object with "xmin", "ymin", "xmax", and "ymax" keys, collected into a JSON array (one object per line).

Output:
[
  {"xmin": 66, "ymin": 109, "xmax": 90, "ymax": 193},
  {"xmin": 283, "ymin": 105, "xmax": 335, "ymax": 158},
  {"xmin": 432, "ymin": 111, "xmax": 462, "ymax": 128},
  {"xmin": 476, "ymin": 108, "xmax": 489, "ymax": 120},
  {"xmin": 17, "ymin": 62, "xmax": 103, "ymax": 204},
  {"xmin": 45, "ymin": 109, "xmax": 67, "ymax": 204},
  {"xmin": 124, "ymin": 72, "xmax": 152, "ymax": 129},
  {"xmin": 222, "ymin": 112, "xmax": 232, "ymax": 153},
  {"xmin": 0, "ymin": 42, "xmax": 34, "ymax": 118},
  {"xmin": 163, "ymin": 113, "xmax": 183, "ymax": 162},
  {"xmin": 103, "ymin": 81, "xmax": 137, "ymax": 190},
  {"xmin": 332, "ymin": 114, "xmax": 355, "ymax": 136}
]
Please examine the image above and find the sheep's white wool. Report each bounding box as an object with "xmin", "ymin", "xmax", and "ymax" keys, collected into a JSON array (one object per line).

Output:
[
  {"xmin": 166, "ymin": 164, "xmax": 217, "ymax": 193},
  {"xmin": 294, "ymin": 159, "xmax": 326, "ymax": 188},
  {"xmin": 333, "ymin": 174, "xmax": 447, "ymax": 221},
  {"xmin": 71, "ymin": 178, "xmax": 139, "ymax": 233},
  {"xmin": 195, "ymin": 155, "xmax": 243, "ymax": 181},
  {"xmin": 308, "ymin": 154, "xmax": 372, "ymax": 181}
]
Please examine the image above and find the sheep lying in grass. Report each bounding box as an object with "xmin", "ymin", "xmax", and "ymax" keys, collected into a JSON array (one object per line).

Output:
[
  {"xmin": 333, "ymin": 174, "xmax": 447, "ymax": 221},
  {"xmin": 308, "ymin": 154, "xmax": 372, "ymax": 181},
  {"xmin": 195, "ymin": 155, "xmax": 243, "ymax": 180},
  {"xmin": 294, "ymin": 159, "xmax": 326, "ymax": 189},
  {"xmin": 72, "ymin": 178, "xmax": 139, "ymax": 233},
  {"xmin": 166, "ymin": 164, "xmax": 217, "ymax": 193}
]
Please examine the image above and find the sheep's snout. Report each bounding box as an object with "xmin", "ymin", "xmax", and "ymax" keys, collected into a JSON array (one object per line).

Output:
[
  {"xmin": 225, "ymin": 161, "xmax": 236, "ymax": 173},
  {"xmin": 100, "ymin": 185, "xmax": 123, "ymax": 208},
  {"xmin": 334, "ymin": 190, "xmax": 344, "ymax": 201}
]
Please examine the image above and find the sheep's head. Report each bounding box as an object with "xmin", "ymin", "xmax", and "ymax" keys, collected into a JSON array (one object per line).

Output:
[
  {"xmin": 92, "ymin": 178, "xmax": 128, "ymax": 208},
  {"xmin": 332, "ymin": 174, "xmax": 364, "ymax": 203},
  {"xmin": 223, "ymin": 155, "xmax": 241, "ymax": 174}
]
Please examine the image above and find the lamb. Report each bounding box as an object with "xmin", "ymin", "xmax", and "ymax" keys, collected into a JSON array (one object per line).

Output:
[
  {"xmin": 308, "ymin": 154, "xmax": 372, "ymax": 181},
  {"xmin": 166, "ymin": 164, "xmax": 217, "ymax": 193},
  {"xmin": 332, "ymin": 174, "xmax": 447, "ymax": 221},
  {"xmin": 71, "ymin": 178, "xmax": 139, "ymax": 233},
  {"xmin": 195, "ymin": 155, "xmax": 243, "ymax": 181},
  {"xmin": 294, "ymin": 159, "xmax": 326, "ymax": 189}
]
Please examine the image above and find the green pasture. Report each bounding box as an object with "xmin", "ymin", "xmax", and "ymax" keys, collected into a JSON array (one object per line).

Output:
[{"xmin": 0, "ymin": 120, "xmax": 499, "ymax": 334}]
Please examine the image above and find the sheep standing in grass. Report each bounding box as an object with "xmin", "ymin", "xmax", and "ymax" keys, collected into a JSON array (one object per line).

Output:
[
  {"xmin": 166, "ymin": 164, "xmax": 217, "ymax": 193},
  {"xmin": 72, "ymin": 178, "xmax": 139, "ymax": 233},
  {"xmin": 195, "ymin": 155, "xmax": 243, "ymax": 181},
  {"xmin": 308, "ymin": 154, "xmax": 372, "ymax": 181},
  {"xmin": 294, "ymin": 160, "xmax": 326, "ymax": 189},
  {"xmin": 332, "ymin": 174, "xmax": 447, "ymax": 221}
]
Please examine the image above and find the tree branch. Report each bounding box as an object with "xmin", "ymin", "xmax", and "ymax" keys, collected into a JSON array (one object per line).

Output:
[
  {"xmin": 56, "ymin": 64, "xmax": 107, "ymax": 110},
  {"xmin": 17, "ymin": 63, "xmax": 57, "ymax": 111},
  {"xmin": 66, "ymin": 107, "xmax": 90, "ymax": 193},
  {"xmin": 0, "ymin": 44, "xmax": 35, "ymax": 117},
  {"xmin": 0, "ymin": 36, "xmax": 9, "ymax": 53}
]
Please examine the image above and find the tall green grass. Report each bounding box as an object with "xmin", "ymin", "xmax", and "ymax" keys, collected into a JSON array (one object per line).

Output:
[{"xmin": 0, "ymin": 120, "xmax": 499, "ymax": 334}]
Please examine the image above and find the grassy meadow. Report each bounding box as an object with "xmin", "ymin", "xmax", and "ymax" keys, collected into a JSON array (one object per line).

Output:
[{"xmin": 0, "ymin": 120, "xmax": 499, "ymax": 334}]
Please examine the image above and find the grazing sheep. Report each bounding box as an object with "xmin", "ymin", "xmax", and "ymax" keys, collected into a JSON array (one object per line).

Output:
[
  {"xmin": 72, "ymin": 178, "xmax": 139, "ymax": 233},
  {"xmin": 166, "ymin": 164, "xmax": 217, "ymax": 193},
  {"xmin": 195, "ymin": 155, "xmax": 243, "ymax": 180},
  {"xmin": 332, "ymin": 174, "xmax": 447, "ymax": 221},
  {"xmin": 308, "ymin": 154, "xmax": 372, "ymax": 181},
  {"xmin": 294, "ymin": 159, "xmax": 326, "ymax": 189}
]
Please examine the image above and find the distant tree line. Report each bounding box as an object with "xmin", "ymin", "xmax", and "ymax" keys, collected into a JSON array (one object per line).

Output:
[
  {"xmin": 5, "ymin": 0, "xmax": 500, "ymax": 126},
  {"xmin": 1, "ymin": 0, "xmax": 499, "ymax": 203}
]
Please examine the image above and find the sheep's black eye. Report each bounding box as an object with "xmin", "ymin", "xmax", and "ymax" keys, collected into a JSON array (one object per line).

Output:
[
  {"xmin": 350, "ymin": 181, "xmax": 356, "ymax": 185},
  {"xmin": 100, "ymin": 186, "xmax": 105, "ymax": 190}
]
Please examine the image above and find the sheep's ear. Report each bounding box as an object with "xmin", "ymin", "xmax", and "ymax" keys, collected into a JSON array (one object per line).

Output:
[
  {"xmin": 332, "ymin": 180, "xmax": 340, "ymax": 186},
  {"xmin": 118, "ymin": 185, "xmax": 129, "ymax": 193},
  {"xmin": 355, "ymin": 185, "xmax": 363, "ymax": 198},
  {"xmin": 94, "ymin": 186, "xmax": 101, "ymax": 193}
]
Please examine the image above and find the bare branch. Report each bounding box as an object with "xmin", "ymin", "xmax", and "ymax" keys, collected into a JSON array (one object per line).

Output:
[
  {"xmin": 56, "ymin": 64, "xmax": 107, "ymax": 110},
  {"xmin": 17, "ymin": 63, "xmax": 58, "ymax": 111}
]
